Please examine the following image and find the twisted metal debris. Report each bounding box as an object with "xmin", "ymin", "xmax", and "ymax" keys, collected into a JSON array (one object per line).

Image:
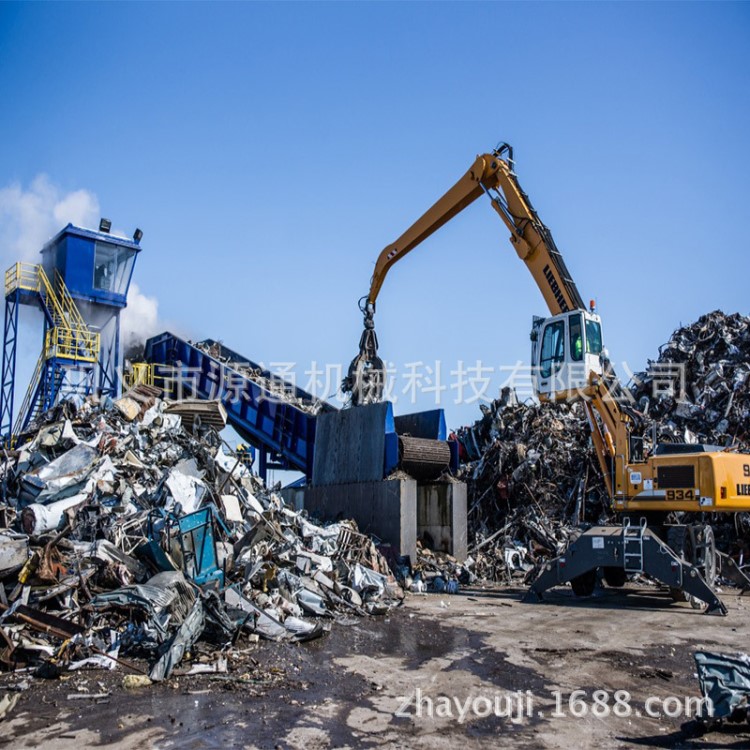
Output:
[
  {"xmin": 454, "ymin": 392, "xmax": 609, "ymax": 582},
  {"xmin": 631, "ymin": 310, "xmax": 750, "ymax": 450},
  {"xmin": 0, "ymin": 387, "xmax": 402, "ymax": 688}
]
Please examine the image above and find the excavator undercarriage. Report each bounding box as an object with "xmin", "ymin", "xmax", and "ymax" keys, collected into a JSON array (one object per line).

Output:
[{"xmin": 525, "ymin": 518, "xmax": 750, "ymax": 615}]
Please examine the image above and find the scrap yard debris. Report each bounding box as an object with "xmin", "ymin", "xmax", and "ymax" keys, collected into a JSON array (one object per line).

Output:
[
  {"xmin": 630, "ymin": 310, "xmax": 750, "ymax": 450},
  {"xmin": 0, "ymin": 309, "xmax": 746, "ymax": 714},
  {"xmin": 193, "ymin": 339, "xmax": 326, "ymax": 415},
  {"xmin": 0, "ymin": 387, "xmax": 402, "ymax": 692},
  {"xmin": 694, "ymin": 650, "xmax": 750, "ymax": 724},
  {"xmin": 454, "ymin": 310, "xmax": 750, "ymax": 582},
  {"xmin": 455, "ymin": 392, "xmax": 608, "ymax": 582}
]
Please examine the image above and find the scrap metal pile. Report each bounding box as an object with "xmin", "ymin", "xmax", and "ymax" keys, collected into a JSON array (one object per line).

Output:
[
  {"xmin": 194, "ymin": 340, "xmax": 326, "ymax": 415},
  {"xmin": 454, "ymin": 310, "xmax": 750, "ymax": 582},
  {"xmin": 630, "ymin": 310, "xmax": 750, "ymax": 557},
  {"xmin": 630, "ymin": 310, "xmax": 750, "ymax": 451},
  {"xmin": 454, "ymin": 388, "xmax": 609, "ymax": 581},
  {"xmin": 0, "ymin": 390, "xmax": 402, "ymax": 685}
]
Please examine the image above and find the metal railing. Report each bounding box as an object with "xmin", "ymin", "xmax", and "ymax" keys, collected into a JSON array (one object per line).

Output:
[
  {"xmin": 45, "ymin": 326, "xmax": 100, "ymax": 364},
  {"xmin": 124, "ymin": 362, "xmax": 155, "ymax": 389},
  {"xmin": 5, "ymin": 262, "xmax": 42, "ymax": 297},
  {"xmin": 54, "ymin": 269, "xmax": 90, "ymax": 332},
  {"xmin": 5, "ymin": 262, "xmax": 100, "ymax": 362}
]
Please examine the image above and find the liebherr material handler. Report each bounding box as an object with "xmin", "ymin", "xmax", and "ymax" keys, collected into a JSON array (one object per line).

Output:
[{"xmin": 344, "ymin": 143, "xmax": 750, "ymax": 613}]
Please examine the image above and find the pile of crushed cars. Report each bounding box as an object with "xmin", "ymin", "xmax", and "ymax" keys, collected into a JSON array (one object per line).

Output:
[
  {"xmin": 0, "ymin": 387, "xmax": 403, "ymax": 688},
  {"xmin": 454, "ymin": 310, "xmax": 750, "ymax": 582}
]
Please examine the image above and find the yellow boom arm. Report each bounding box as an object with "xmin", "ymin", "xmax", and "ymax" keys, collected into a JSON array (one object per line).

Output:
[
  {"xmin": 367, "ymin": 144, "xmax": 585, "ymax": 316},
  {"xmin": 346, "ymin": 143, "xmax": 750, "ymax": 521}
]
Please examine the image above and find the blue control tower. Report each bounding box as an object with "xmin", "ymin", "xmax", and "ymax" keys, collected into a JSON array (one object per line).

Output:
[{"xmin": 0, "ymin": 221, "xmax": 142, "ymax": 438}]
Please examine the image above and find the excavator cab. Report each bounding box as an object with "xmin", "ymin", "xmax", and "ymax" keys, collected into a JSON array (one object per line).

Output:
[{"xmin": 531, "ymin": 308, "xmax": 603, "ymax": 401}]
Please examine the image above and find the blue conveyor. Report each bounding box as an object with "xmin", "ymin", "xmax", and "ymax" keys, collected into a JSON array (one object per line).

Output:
[{"xmin": 144, "ymin": 333, "xmax": 335, "ymax": 478}]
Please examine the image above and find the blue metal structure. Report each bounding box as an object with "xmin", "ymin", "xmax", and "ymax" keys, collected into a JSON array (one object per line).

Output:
[
  {"xmin": 144, "ymin": 333, "xmax": 335, "ymax": 479},
  {"xmin": 176, "ymin": 507, "xmax": 224, "ymax": 588},
  {"xmin": 0, "ymin": 289, "xmax": 20, "ymax": 437},
  {"xmin": 0, "ymin": 223, "xmax": 141, "ymax": 438},
  {"xmin": 40, "ymin": 224, "xmax": 141, "ymax": 398},
  {"xmin": 144, "ymin": 332, "xmax": 460, "ymax": 482}
]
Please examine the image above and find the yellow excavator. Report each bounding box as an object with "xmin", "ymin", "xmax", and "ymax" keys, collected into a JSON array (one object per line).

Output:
[{"xmin": 344, "ymin": 143, "xmax": 750, "ymax": 612}]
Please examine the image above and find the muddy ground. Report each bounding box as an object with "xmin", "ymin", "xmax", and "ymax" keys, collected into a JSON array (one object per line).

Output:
[{"xmin": 1, "ymin": 583, "xmax": 749, "ymax": 749}]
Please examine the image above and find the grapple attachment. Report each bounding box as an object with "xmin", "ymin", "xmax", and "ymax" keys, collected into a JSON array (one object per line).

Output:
[{"xmin": 342, "ymin": 301, "xmax": 386, "ymax": 406}]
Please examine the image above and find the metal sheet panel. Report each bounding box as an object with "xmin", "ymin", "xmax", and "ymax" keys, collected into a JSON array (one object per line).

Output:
[
  {"xmin": 394, "ymin": 409, "xmax": 447, "ymax": 441},
  {"xmin": 312, "ymin": 402, "xmax": 393, "ymax": 486}
]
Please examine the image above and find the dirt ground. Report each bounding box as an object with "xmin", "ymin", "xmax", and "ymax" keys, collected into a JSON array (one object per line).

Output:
[{"xmin": 1, "ymin": 583, "xmax": 749, "ymax": 749}]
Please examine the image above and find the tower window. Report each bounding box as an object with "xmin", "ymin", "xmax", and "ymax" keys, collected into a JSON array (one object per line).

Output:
[{"xmin": 93, "ymin": 241, "xmax": 136, "ymax": 295}]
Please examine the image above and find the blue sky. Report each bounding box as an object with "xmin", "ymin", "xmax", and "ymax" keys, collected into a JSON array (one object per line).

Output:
[{"xmin": 0, "ymin": 1, "xmax": 748, "ymax": 433}]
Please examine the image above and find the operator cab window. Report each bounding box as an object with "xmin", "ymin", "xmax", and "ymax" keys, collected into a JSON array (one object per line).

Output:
[
  {"xmin": 585, "ymin": 318, "xmax": 603, "ymax": 355},
  {"xmin": 569, "ymin": 314, "xmax": 583, "ymax": 362},
  {"xmin": 540, "ymin": 320, "xmax": 566, "ymax": 378}
]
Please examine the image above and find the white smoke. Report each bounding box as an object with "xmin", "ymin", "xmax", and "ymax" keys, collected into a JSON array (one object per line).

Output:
[
  {"xmin": 0, "ymin": 175, "xmax": 100, "ymax": 262},
  {"xmin": 0, "ymin": 174, "xmax": 162, "ymax": 357},
  {"xmin": 121, "ymin": 282, "xmax": 160, "ymax": 354}
]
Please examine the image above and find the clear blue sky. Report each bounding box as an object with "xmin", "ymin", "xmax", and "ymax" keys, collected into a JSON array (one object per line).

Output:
[{"xmin": 1, "ymin": 1, "xmax": 748, "ymax": 430}]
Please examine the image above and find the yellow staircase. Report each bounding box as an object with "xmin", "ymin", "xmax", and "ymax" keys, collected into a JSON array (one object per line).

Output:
[
  {"xmin": 5, "ymin": 263, "xmax": 100, "ymax": 363},
  {"xmin": 5, "ymin": 263, "xmax": 101, "ymax": 434},
  {"xmin": 12, "ymin": 351, "xmax": 49, "ymax": 435}
]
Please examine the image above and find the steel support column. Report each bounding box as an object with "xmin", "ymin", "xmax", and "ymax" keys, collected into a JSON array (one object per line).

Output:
[{"xmin": 0, "ymin": 291, "xmax": 19, "ymax": 439}]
